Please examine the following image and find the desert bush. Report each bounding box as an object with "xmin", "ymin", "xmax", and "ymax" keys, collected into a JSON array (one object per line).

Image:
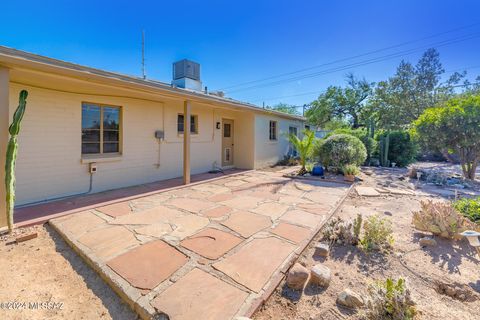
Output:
[
  {"xmin": 376, "ymin": 130, "xmax": 418, "ymax": 167},
  {"xmin": 341, "ymin": 164, "xmax": 360, "ymax": 176},
  {"xmin": 364, "ymin": 278, "xmax": 417, "ymax": 320},
  {"xmin": 412, "ymin": 200, "xmax": 479, "ymax": 239},
  {"xmin": 360, "ymin": 215, "xmax": 394, "ymax": 251},
  {"xmin": 322, "ymin": 217, "xmax": 359, "ymax": 245},
  {"xmin": 453, "ymin": 196, "xmax": 480, "ymax": 224},
  {"xmin": 328, "ymin": 128, "xmax": 377, "ymax": 164},
  {"xmin": 317, "ymin": 134, "xmax": 367, "ymax": 169}
]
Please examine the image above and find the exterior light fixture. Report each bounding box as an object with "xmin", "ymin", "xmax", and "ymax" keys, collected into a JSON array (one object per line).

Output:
[
  {"xmin": 216, "ymin": 122, "xmax": 221, "ymax": 129},
  {"xmin": 460, "ymin": 230, "xmax": 480, "ymax": 256}
]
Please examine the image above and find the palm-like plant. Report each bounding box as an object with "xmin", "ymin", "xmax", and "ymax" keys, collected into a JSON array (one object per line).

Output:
[{"xmin": 288, "ymin": 130, "xmax": 316, "ymax": 175}]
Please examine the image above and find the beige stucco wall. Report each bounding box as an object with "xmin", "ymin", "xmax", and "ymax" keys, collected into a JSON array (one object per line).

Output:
[
  {"xmin": 254, "ymin": 114, "xmax": 305, "ymax": 168},
  {"xmin": 9, "ymin": 83, "xmax": 255, "ymax": 205},
  {"xmin": 0, "ymin": 68, "xmax": 9, "ymax": 228}
]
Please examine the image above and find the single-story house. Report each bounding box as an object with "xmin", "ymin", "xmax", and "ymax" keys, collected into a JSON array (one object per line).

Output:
[{"xmin": 0, "ymin": 46, "xmax": 306, "ymax": 228}]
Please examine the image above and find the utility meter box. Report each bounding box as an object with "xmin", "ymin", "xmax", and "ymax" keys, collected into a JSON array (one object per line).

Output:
[
  {"xmin": 155, "ymin": 130, "xmax": 164, "ymax": 140},
  {"xmin": 89, "ymin": 163, "xmax": 97, "ymax": 174}
]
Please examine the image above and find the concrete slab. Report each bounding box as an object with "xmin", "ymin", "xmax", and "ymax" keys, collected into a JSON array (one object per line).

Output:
[
  {"xmin": 107, "ymin": 240, "xmax": 188, "ymax": 290},
  {"xmin": 180, "ymin": 228, "xmax": 243, "ymax": 259},
  {"xmin": 221, "ymin": 211, "xmax": 272, "ymax": 238},
  {"xmin": 270, "ymin": 222, "xmax": 311, "ymax": 244},
  {"xmin": 355, "ymin": 186, "xmax": 381, "ymax": 197},
  {"xmin": 48, "ymin": 169, "xmax": 351, "ymax": 319},
  {"xmin": 151, "ymin": 268, "xmax": 248, "ymax": 320},
  {"xmin": 213, "ymin": 237, "xmax": 295, "ymax": 292}
]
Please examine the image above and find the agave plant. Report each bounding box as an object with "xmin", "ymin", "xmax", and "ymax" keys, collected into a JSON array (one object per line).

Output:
[
  {"xmin": 5, "ymin": 90, "xmax": 28, "ymax": 232},
  {"xmin": 288, "ymin": 130, "xmax": 316, "ymax": 176}
]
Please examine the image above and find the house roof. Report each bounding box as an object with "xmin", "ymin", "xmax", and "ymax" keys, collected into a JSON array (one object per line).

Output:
[{"xmin": 0, "ymin": 46, "xmax": 305, "ymax": 121}]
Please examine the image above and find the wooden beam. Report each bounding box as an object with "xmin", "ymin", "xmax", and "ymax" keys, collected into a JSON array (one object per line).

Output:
[
  {"xmin": 0, "ymin": 67, "xmax": 9, "ymax": 229},
  {"xmin": 183, "ymin": 100, "xmax": 191, "ymax": 184}
]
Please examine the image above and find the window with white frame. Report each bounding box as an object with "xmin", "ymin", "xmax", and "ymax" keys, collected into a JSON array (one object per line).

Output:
[
  {"xmin": 269, "ymin": 120, "xmax": 277, "ymax": 140},
  {"xmin": 81, "ymin": 103, "xmax": 121, "ymax": 155}
]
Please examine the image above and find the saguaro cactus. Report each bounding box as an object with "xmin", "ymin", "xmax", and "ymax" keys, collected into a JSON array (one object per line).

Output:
[{"xmin": 5, "ymin": 90, "xmax": 28, "ymax": 232}]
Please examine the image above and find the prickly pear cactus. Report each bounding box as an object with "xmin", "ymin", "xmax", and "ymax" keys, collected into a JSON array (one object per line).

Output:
[{"xmin": 5, "ymin": 90, "xmax": 28, "ymax": 232}]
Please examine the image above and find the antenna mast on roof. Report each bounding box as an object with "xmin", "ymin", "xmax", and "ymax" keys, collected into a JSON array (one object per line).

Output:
[{"xmin": 142, "ymin": 30, "xmax": 146, "ymax": 79}]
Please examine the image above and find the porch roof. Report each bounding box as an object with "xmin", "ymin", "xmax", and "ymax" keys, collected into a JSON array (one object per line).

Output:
[{"xmin": 0, "ymin": 45, "xmax": 305, "ymax": 121}]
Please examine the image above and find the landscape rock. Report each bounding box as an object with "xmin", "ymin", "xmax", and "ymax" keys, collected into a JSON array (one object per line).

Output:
[
  {"xmin": 310, "ymin": 264, "xmax": 331, "ymax": 287},
  {"xmin": 314, "ymin": 242, "xmax": 330, "ymax": 257},
  {"xmin": 419, "ymin": 236, "xmax": 437, "ymax": 247},
  {"xmin": 286, "ymin": 263, "xmax": 309, "ymax": 290},
  {"xmin": 336, "ymin": 288, "xmax": 364, "ymax": 308}
]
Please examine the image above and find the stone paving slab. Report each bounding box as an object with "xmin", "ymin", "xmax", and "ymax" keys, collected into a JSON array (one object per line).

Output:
[
  {"xmin": 221, "ymin": 211, "xmax": 272, "ymax": 238},
  {"xmin": 107, "ymin": 240, "xmax": 188, "ymax": 290},
  {"xmin": 213, "ymin": 237, "xmax": 296, "ymax": 292},
  {"xmin": 270, "ymin": 222, "xmax": 312, "ymax": 244},
  {"xmin": 356, "ymin": 186, "xmax": 381, "ymax": 197},
  {"xmin": 97, "ymin": 202, "xmax": 133, "ymax": 217},
  {"xmin": 151, "ymin": 268, "xmax": 249, "ymax": 320},
  {"xmin": 49, "ymin": 170, "xmax": 351, "ymax": 320},
  {"xmin": 180, "ymin": 228, "xmax": 243, "ymax": 259}
]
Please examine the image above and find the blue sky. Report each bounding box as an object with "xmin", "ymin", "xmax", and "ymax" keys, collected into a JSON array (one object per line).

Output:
[{"xmin": 2, "ymin": 0, "xmax": 480, "ymax": 108}]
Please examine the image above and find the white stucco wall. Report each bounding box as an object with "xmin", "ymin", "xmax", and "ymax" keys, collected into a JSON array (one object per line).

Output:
[
  {"xmin": 9, "ymin": 83, "xmax": 256, "ymax": 205},
  {"xmin": 253, "ymin": 114, "xmax": 305, "ymax": 168}
]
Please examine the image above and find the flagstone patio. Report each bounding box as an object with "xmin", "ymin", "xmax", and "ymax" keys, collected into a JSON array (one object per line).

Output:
[{"xmin": 49, "ymin": 169, "xmax": 352, "ymax": 320}]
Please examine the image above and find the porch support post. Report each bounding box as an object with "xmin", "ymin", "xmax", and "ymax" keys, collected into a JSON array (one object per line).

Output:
[
  {"xmin": 0, "ymin": 67, "xmax": 9, "ymax": 229},
  {"xmin": 183, "ymin": 100, "xmax": 191, "ymax": 184}
]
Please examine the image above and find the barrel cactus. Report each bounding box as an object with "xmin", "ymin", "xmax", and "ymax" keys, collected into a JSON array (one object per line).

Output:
[{"xmin": 5, "ymin": 90, "xmax": 28, "ymax": 232}]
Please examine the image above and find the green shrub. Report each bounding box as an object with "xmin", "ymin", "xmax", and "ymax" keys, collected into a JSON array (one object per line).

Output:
[
  {"xmin": 453, "ymin": 197, "xmax": 480, "ymax": 223},
  {"xmin": 360, "ymin": 215, "xmax": 394, "ymax": 251},
  {"xmin": 341, "ymin": 164, "xmax": 360, "ymax": 175},
  {"xmin": 328, "ymin": 128, "xmax": 377, "ymax": 165},
  {"xmin": 365, "ymin": 278, "xmax": 417, "ymax": 320},
  {"xmin": 376, "ymin": 130, "xmax": 418, "ymax": 167},
  {"xmin": 317, "ymin": 134, "xmax": 367, "ymax": 169}
]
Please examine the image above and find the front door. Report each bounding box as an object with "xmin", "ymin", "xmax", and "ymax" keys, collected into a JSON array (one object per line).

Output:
[{"xmin": 222, "ymin": 119, "xmax": 234, "ymax": 166}]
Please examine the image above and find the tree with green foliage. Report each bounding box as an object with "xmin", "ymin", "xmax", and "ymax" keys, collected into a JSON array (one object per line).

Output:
[
  {"xmin": 369, "ymin": 48, "xmax": 467, "ymax": 130},
  {"xmin": 414, "ymin": 94, "xmax": 480, "ymax": 180},
  {"xmin": 288, "ymin": 130, "xmax": 316, "ymax": 175},
  {"xmin": 267, "ymin": 102, "xmax": 300, "ymax": 115},
  {"xmin": 306, "ymin": 73, "xmax": 374, "ymax": 129}
]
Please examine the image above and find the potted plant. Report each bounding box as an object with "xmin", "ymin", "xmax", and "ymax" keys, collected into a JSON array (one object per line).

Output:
[{"xmin": 342, "ymin": 164, "xmax": 359, "ymax": 182}]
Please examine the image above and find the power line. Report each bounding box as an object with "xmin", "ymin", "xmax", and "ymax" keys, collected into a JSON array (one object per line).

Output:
[
  {"xmin": 217, "ymin": 22, "xmax": 480, "ymax": 91},
  {"xmin": 251, "ymin": 66, "xmax": 480, "ymax": 104},
  {"xmin": 227, "ymin": 32, "xmax": 480, "ymax": 94}
]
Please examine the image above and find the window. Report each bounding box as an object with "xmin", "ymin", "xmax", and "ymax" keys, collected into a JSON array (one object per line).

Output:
[
  {"xmin": 82, "ymin": 103, "xmax": 121, "ymax": 155},
  {"xmin": 305, "ymin": 125, "xmax": 311, "ymax": 131},
  {"xmin": 269, "ymin": 121, "xmax": 277, "ymax": 140},
  {"xmin": 177, "ymin": 114, "xmax": 198, "ymax": 134}
]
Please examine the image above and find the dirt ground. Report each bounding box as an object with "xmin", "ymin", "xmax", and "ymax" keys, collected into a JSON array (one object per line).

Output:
[
  {"xmin": 254, "ymin": 165, "xmax": 480, "ymax": 320},
  {"xmin": 0, "ymin": 225, "xmax": 137, "ymax": 320},
  {"xmin": 1, "ymin": 163, "xmax": 479, "ymax": 320}
]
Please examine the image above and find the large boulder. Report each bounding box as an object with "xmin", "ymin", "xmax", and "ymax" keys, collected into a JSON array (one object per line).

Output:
[
  {"xmin": 337, "ymin": 289, "xmax": 364, "ymax": 308},
  {"xmin": 286, "ymin": 263, "xmax": 309, "ymax": 290},
  {"xmin": 314, "ymin": 242, "xmax": 330, "ymax": 257}
]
